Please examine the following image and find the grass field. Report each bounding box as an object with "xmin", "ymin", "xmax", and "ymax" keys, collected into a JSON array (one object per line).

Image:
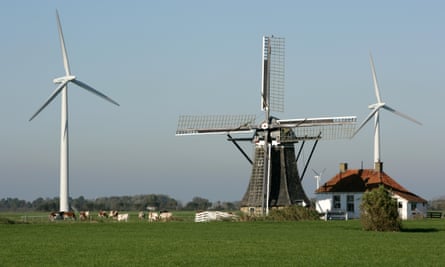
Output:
[{"xmin": 1, "ymin": 212, "xmax": 444, "ymax": 266}]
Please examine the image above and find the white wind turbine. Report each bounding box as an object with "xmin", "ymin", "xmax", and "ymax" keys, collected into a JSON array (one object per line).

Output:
[
  {"xmin": 352, "ymin": 53, "xmax": 421, "ymax": 169},
  {"xmin": 29, "ymin": 10, "xmax": 119, "ymax": 212},
  {"xmin": 312, "ymin": 168, "xmax": 326, "ymax": 190}
]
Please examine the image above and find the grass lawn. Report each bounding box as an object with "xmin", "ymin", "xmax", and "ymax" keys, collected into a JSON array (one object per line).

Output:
[{"xmin": 1, "ymin": 213, "xmax": 444, "ymax": 266}]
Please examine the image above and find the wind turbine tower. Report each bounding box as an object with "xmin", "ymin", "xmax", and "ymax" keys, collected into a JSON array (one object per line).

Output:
[
  {"xmin": 30, "ymin": 11, "xmax": 119, "ymax": 212},
  {"xmin": 352, "ymin": 53, "xmax": 421, "ymax": 171}
]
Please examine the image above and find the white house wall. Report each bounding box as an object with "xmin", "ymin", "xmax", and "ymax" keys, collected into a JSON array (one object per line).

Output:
[
  {"xmin": 315, "ymin": 192, "xmax": 362, "ymax": 219},
  {"xmin": 393, "ymin": 194, "xmax": 427, "ymax": 220},
  {"xmin": 394, "ymin": 196, "xmax": 409, "ymax": 220},
  {"xmin": 315, "ymin": 192, "xmax": 427, "ymax": 220}
]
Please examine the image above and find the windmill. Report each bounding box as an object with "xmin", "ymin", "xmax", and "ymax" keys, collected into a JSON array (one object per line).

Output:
[
  {"xmin": 29, "ymin": 10, "xmax": 119, "ymax": 212},
  {"xmin": 352, "ymin": 53, "xmax": 421, "ymax": 171},
  {"xmin": 176, "ymin": 36, "xmax": 356, "ymax": 216},
  {"xmin": 312, "ymin": 168, "xmax": 326, "ymax": 190}
]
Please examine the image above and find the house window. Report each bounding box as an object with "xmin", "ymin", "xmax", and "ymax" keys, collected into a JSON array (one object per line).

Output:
[
  {"xmin": 347, "ymin": 195, "xmax": 354, "ymax": 212},
  {"xmin": 411, "ymin": 203, "xmax": 417, "ymax": 211},
  {"xmin": 398, "ymin": 202, "xmax": 403, "ymax": 208},
  {"xmin": 333, "ymin": 195, "xmax": 341, "ymax": 209}
]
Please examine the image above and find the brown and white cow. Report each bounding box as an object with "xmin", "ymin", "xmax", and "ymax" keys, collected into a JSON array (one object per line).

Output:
[
  {"xmin": 62, "ymin": 211, "xmax": 76, "ymax": 220},
  {"xmin": 109, "ymin": 210, "xmax": 119, "ymax": 219},
  {"xmin": 79, "ymin": 211, "xmax": 90, "ymax": 221},
  {"xmin": 49, "ymin": 211, "xmax": 75, "ymax": 221},
  {"xmin": 138, "ymin": 211, "xmax": 146, "ymax": 220},
  {"xmin": 49, "ymin": 212, "xmax": 61, "ymax": 221},
  {"xmin": 98, "ymin": 210, "xmax": 108, "ymax": 218}
]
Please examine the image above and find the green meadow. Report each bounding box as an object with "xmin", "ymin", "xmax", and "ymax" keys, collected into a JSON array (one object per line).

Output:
[{"xmin": 1, "ymin": 213, "xmax": 444, "ymax": 266}]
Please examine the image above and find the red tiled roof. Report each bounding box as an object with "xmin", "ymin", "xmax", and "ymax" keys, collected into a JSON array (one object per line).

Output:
[{"xmin": 315, "ymin": 168, "xmax": 427, "ymax": 203}]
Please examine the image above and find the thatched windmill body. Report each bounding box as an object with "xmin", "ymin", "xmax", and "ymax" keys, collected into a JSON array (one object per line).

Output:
[{"xmin": 176, "ymin": 36, "xmax": 356, "ymax": 215}]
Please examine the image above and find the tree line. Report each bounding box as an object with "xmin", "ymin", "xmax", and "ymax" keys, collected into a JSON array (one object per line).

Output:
[
  {"xmin": 430, "ymin": 196, "xmax": 445, "ymax": 211},
  {"xmin": 0, "ymin": 194, "xmax": 240, "ymax": 212}
]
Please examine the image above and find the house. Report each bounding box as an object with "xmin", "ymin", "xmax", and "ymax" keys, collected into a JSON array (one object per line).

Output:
[{"xmin": 315, "ymin": 163, "xmax": 427, "ymax": 220}]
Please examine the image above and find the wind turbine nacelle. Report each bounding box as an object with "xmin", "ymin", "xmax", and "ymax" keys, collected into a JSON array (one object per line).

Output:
[
  {"xmin": 368, "ymin": 102, "xmax": 385, "ymax": 109},
  {"xmin": 53, "ymin": 75, "xmax": 76, "ymax": 84}
]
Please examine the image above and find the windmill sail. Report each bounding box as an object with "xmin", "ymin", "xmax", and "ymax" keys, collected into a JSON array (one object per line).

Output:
[
  {"xmin": 176, "ymin": 114, "xmax": 256, "ymax": 135},
  {"xmin": 278, "ymin": 116, "xmax": 357, "ymax": 141},
  {"xmin": 261, "ymin": 36, "xmax": 285, "ymax": 113}
]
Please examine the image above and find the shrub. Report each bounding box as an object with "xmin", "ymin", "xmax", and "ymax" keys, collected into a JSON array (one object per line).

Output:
[
  {"xmin": 267, "ymin": 205, "xmax": 320, "ymax": 221},
  {"xmin": 360, "ymin": 185, "xmax": 401, "ymax": 231}
]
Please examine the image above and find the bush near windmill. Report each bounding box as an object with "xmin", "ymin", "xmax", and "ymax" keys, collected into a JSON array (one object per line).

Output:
[
  {"xmin": 360, "ymin": 185, "xmax": 402, "ymax": 231},
  {"xmin": 267, "ymin": 206, "xmax": 320, "ymax": 221}
]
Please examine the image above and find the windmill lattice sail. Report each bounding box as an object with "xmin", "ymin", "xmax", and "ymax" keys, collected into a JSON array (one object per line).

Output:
[
  {"xmin": 278, "ymin": 116, "xmax": 357, "ymax": 141},
  {"xmin": 176, "ymin": 114, "xmax": 256, "ymax": 135},
  {"xmin": 262, "ymin": 36, "xmax": 285, "ymax": 113}
]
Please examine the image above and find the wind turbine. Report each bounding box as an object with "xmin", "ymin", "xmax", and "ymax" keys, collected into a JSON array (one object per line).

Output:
[
  {"xmin": 29, "ymin": 10, "xmax": 119, "ymax": 212},
  {"xmin": 312, "ymin": 168, "xmax": 325, "ymax": 190},
  {"xmin": 352, "ymin": 53, "xmax": 421, "ymax": 170}
]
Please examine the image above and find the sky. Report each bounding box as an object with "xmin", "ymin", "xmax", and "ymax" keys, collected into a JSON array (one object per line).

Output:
[{"xmin": 1, "ymin": 1, "xmax": 444, "ymax": 205}]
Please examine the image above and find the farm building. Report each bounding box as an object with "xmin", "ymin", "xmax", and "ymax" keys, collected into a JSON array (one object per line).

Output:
[{"xmin": 314, "ymin": 163, "xmax": 427, "ymax": 220}]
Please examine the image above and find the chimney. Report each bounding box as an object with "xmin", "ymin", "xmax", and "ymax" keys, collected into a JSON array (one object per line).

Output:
[
  {"xmin": 374, "ymin": 161, "xmax": 383, "ymax": 173},
  {"xmin": 339, "ymin": 162, "xmax": 348, "ymax": 173}
]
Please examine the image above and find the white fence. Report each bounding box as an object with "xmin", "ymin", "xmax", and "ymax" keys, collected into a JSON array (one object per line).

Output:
[{"xmin": 194, "ymin": 211, "xmax": 239, "ymax": 222}]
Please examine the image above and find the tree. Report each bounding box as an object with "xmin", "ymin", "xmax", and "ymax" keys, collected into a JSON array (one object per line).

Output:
[
  {"xmin": 185, "ymin": 197, "xmax": 212, "ymax": 211},
  {"xmin": 429, "ymin": 196, "xmax": 445, "ymax": 211},
  {"xmin": 360, "ymin": 185, "xmax": 401, "ymax": 231},
  {"xmin": 0, "ymin": 198, "xmax": 32, "ymax": 211}
]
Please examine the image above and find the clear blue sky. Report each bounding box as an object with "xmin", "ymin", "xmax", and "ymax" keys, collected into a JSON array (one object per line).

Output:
[{"xmin": 1, "ymin": 1, "xmax": 444, "ymax": 204}]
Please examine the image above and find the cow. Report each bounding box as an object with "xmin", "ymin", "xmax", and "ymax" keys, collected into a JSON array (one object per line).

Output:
[
  {"xmin": 49, "ymin": 211, "xmax": 75, "ymax": 221},
  {"xmin": 138, "ymin": 211, "xmax": 146, "ymax": 220},
  {"xmin": 109, "ymin": 210, "xmax": 119, "ymax": 219},
  {"xmin": 117, "ymin": 213, "xmax": 129, "ymax": 222},
  {"xmin": 98, "ymin": 210, "xmax": 108, "ymax": 218},
  {"xmin": 148, "ymin": 212, "xmax": 159, "ymax": 222},
  {"xmin": 62, "ymin": 211, "xmax": 76, "ymax": 220},
  {"xmin": 49, "ymin": 212, "xmax": 62, "ymax": 221},
  {"xmin": 79, "ymin": 211, "xmax": 90, "ymax": 221},
  {"xmin": 159, "ymin": 211, "xmax": 173, "ymax": 222}
]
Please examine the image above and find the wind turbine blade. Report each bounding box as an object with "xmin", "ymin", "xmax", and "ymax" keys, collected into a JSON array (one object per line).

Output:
[
  {"xmin": 56, "ymin": 10, "xmax": 71, "ymax": 76},
  {"xmin": 71, "ymin": 79, "xmax": 120, "ymax": 106},
  {"xmin": 369, "ymin": 53, "xmax": 382, "ymax": 103},
  {"xmin": 382, "ymin": 105, "xmax": 422, "ymax": 125},
  {"xmin": 351, "ymin": 108, "xmax": 379, "ymax": 137},
  {"xmin": 312, "ymin": 169, "xmax": 320, "ymax": 176},
  {"xmin": 29, "ymin": 80, "xmax": 68, "ymax": 121}
]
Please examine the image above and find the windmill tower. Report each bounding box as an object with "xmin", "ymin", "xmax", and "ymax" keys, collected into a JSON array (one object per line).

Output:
[
  {"xmin": 176, "ymin": 36, "xmax": 356, "ymax": 216},
  {"xmin": 29, "ymin": 11, "xmax": 119, "ymax": 212},
  {"xmin": 352, "ymin": 53, "xmax": 421, "ymax": 172}
]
